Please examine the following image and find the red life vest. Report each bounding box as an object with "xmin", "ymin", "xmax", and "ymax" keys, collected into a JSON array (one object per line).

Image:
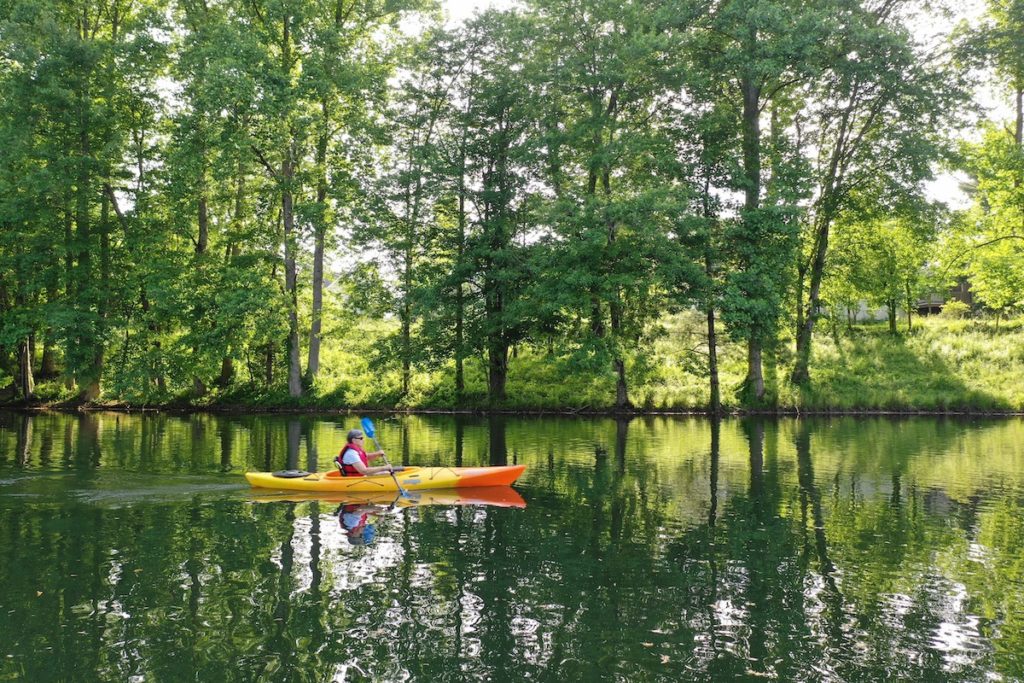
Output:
[{"xmin": 336, "ymin": 442, "xmax": 369, "ymax": 477}]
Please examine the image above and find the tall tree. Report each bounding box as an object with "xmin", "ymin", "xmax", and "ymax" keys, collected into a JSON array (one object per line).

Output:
[
  {"xmin": 695, "ymin": 0, "xmax": 828, "ymax": 403},
  {"xmin": 0, "ymin": 0, "xmax": 166, "ymax": 400},
  {"xmin": 790, "ymin": 0, "xmax": 967, "ymax": 384},
  {"xmin": 456, "ymin": 12, "xmax": 539, "ymax": 403},
  {"xmin": 242, "ymin": 0, "xmax": 420, "ymax": 397},
  {"xmin": 533, "ymin": 0, "xmax": 696, "ymax": 409},
  {"xmin": 371, "ymin": 25, "xmax": 464, "ymax": 398}
]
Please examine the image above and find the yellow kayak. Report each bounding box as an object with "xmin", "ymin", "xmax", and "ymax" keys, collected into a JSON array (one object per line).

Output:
[
  {"xmin": 250, "ymin": 486, "xmax": 526, "ymax": 508},
  {"xmin": 244, "ymin": 464, "xmax": 526, "ymax": 492}
]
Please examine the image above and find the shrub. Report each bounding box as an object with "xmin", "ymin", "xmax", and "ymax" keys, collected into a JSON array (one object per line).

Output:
[{"xmin": 939, "ymin": 299, "xmax": 971, "ymax": 319}]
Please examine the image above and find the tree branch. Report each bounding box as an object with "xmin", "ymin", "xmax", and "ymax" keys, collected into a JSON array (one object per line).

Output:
[
  {"xmin": 103, "ymin": 183, "xmax": 129, "ymax": 231},
  {"xmin": 940, "ymin": 234, "xmax": 1024, "ymax": 281},
  {"xmin": 251, "ymin": 144, "xmax": 279, "ymax": 180}
]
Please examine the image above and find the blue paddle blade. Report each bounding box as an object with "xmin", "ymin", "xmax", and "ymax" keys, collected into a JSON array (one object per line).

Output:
[{"xmin": 360, "ymin": 417, "xmax": 376, "ymax": 439}]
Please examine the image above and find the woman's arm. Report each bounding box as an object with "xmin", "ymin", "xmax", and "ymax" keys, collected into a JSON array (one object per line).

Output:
[{"xmin": 348, "ymin": 457, "xmax": 395, "ymax": 476}]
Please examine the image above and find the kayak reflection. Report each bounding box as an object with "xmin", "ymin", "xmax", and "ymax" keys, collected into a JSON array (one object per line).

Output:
[
  {"xmin": 249, "ymin": 485, "xmax": 527, "ymax": 509},
  {"xmin": 252, "ymin": 486, "xmax": 526, "ymax": 547}
]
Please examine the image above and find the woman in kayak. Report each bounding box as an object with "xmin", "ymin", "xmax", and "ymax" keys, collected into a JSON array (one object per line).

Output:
[{"xmin": 336, "ymin": 429, "xmax": 395, "ymax": 476}]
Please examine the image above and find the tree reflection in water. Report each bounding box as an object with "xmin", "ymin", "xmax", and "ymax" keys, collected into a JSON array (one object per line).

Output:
[{"xmin": 0, "ymin": 412, "xmax": 1022, "ymax": 680}]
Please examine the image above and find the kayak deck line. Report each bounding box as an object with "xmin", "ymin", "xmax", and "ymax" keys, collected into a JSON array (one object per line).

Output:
[{"xmin": 244, "ymin": 464, "xmax": 526, "ymax": 492}]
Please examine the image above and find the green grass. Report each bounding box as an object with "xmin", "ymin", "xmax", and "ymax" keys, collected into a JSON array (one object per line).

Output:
[
  {"xmin": 772, "ymin": 316, "xmax": 1024, "ymax": 412},
  {"xmin": 7, "ymin": 314, "xmax": 1024, "ymax": 413}
]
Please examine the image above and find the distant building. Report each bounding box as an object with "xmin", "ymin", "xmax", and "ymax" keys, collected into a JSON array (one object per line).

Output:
[
  {"xmin": 846, "ymin": 277, "xmax": 975, "ymax": 322},
  {"xmin": 946, "ymin": 276, "xmax": 974, "ymax": 308}
]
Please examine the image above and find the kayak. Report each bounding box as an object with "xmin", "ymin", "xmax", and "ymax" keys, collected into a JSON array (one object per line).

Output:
[
  {"xmin": 250, "ymin": 485, "xmax": 526, "ymax": 508},
  {"xmin": 244, "ymin": 464, "xmax": 526, "ymax": 492}
]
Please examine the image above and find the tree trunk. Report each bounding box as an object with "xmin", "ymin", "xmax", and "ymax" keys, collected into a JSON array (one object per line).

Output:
[
  {"xmin": 400, "ymin": 180, "xmax": 414, "ymax": 397},
  {"xmin": 40, "ymin": 283, "xmax": 58, "ymax": 380},
  {"xmin": 219, "ymin": 158, "xmax": 246, "ymax": 380},
  {"xmin": 62, "ymin": 194, "xmax": 75, "ymax": 390},
  {"xmin": 265, "ymin": 342, "xmax": 275, "ymax": 387},
  {"xmin": 83, "ymin": 187, "xmax": 112, "ymax": 402},
  {"xmin": 75, "ymin": 116, "xmax": 93, "ymax": 399},
  {"xmin": 614, "ymin": 358, "xmax": 631, "ymax": 410},
  {"xmin": 794, "ymin": 264, "xmax": 805, "ymax": 351},
  {"xmin": 707, "ymin": 296, "xmax": 720, "ymax": 417},
  {"xmin": 17, "ymin": 337, "xmax": 34, "ymax": 399},
  {"xmin": 193, "ymin": 176, "xmax": 208, "ymax": 398},
  {"xmin": 905, "ymin": 281, "xmax": 913, "ymax": 332},
  {"xmin": 792, "ymin": 213, "xmax": 833, "ymax": 386},
  {"xmin": 216, "ymin": 356, "xmax": 234, "ymax": 388},
  {"xmin": 487, "ymin": 343, "xmax": 507, "ymax": 403},
  {"xmin": 455, "ymin": 149, "xmax": 467, "ymax": 402},
  {"xmin": 282, "ymin": 145, "xmax": 302, "ymax": 398},
  {"xmin": 746, "ymin": 340, "xmax": 765, "ymax": 401},
  {"xmin": 702, "ymin": 174, "xmax": 721, "ymax": 416},
  {"xmin": 306, "ymin": 105, "xmax": 329, "ymax": 387},
  {"xmin": 39, "ymin": 341, "xmax": 57, "ymax": 380},
  {"xmin": 401, "ymin": 297, "xmax": 411, "ymax": 396},
  {"xmin": 305, "ymin": 213, "xmax": 325, "ymax": 387},
  {"xmin": 140, "ymin": 285, "xmax": 166, "ymax": 391},
  {"xmin": 741, "ymin": 73, "xmax": 765, "ymax": 402},
  {"xmin": 197, "ymin": 195, "xmax": 208, "ymax": 255},
  {"xmin": 888, "ymin": 301, "xmax": 897, "ymax": 334},
  {"xmin": 793, "ymin": 90, "xmax": 856, "ymax": 387}
]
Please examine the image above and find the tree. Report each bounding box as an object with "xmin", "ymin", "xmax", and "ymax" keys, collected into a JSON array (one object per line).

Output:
[
  {"xmin": 455, "ymin": 12, "xmax": 541, "ymax": 403},
  {"xmin": 694, "ymin": 0, "xmax": 828, "ymax": 404},
  {"xmin": 664, "ymin": 83, "xmax": 737, "ymax": 415},
  {"xmin": 791, "ymin": 0, "xmax": 968, "ymax": 384},
  {"xmin": 239, "ymin": 0, "xmax": 421, "ymax": 398},
  {"xmin": 0, "ymin": 0, "xmax": 166, "ymax": 400},
  {"xmin": 829, "ymin": 213, "xmax": 935, "ymax": 334},
  {"xmin": 369, "ymin": 24, "xmax": 465, "ymax": 398},
  {"xmin": 952, "ymin": 126, "xmax": 1024, "ymax": 323},
  {"xmin": 531, "ymin": 0, "xmax": 696, "ymax": 409}
]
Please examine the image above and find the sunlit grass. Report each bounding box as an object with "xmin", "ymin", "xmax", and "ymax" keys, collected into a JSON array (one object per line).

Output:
[{"xmin": 8, "ymin": 313, "xmax": 1024, "ymax": 412}]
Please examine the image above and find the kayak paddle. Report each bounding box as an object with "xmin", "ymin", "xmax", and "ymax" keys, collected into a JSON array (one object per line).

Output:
[{"xmin": 360, "ymin": 417, "xmax": 408, "ymax": 497}]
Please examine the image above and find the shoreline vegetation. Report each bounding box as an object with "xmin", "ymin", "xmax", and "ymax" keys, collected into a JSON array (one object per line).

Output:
[
  {"xmin": 3, "ymin": 0, "xmax": 1023, "ymax": 420},
  {"xmin": 5, "ymin": 316, "xmax": 1023, "ymax": 417}
]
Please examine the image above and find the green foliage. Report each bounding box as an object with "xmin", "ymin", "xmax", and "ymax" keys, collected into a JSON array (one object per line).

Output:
[
  {"xmin": 950, "ymin": 125, "xmax": 1024, "ymax": 321},
  {"xmin": 0, "ymin": 0, "xmax": 1012, "ymax": 412},
  {"xmin": 828, "ymin": 214, "xmax": 935, "ymax": 330},
  {"xmin": 939, "ymin": 299, "xmax": 971, "ymax": 319}
]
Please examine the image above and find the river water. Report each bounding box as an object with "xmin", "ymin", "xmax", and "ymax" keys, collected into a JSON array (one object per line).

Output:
[{"xmin": 0, "ymin": 411, "xmax": 1022, "ymax": 681}]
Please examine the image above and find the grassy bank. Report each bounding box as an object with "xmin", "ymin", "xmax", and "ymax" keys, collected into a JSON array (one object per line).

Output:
[{"xmin": 7, "ymin": 314, "xmax": 1024, "ymax": 413}]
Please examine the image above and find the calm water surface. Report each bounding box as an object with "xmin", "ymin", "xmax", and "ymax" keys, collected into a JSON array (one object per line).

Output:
[{"xmin": 0, "ymin": 412, "xmax": 1022, "ymax": 681}]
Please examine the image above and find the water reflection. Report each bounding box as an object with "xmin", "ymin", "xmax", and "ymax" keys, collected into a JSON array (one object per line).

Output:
[{"xmin": 0, "ymin": 412, "xmax": 1023, "ymax": 680}]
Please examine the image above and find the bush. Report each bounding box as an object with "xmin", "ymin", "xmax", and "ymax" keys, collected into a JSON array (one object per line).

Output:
[{"xmin": 939, "ymin": 299, "xmax": 971, "ymax": 319}]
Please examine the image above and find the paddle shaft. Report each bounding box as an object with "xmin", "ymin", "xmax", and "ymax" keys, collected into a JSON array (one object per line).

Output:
[{"xmin": 368, "ymin": 433, "xmax": 407, "ymax": 496}]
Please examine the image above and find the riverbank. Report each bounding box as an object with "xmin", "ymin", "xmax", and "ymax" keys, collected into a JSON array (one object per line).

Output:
[{"xmin": 5, "ymin": 315, "xmax": 1024, "ymax": 414}]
